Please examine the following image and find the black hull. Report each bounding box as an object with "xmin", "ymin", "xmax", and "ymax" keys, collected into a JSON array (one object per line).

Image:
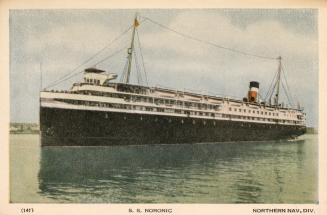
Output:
[{"xmin": 40, "ymin": 107, "xmax": 306, "ymax": 146}]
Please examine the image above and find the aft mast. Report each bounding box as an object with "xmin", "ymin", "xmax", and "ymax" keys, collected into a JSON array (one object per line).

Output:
[
  {"xmin": 274, "ymin": 56, "xmax": 282, "ymax": 107},
  {"xmin": 125, "ymin": 14, "xmax": 140, "ymax": 84}
]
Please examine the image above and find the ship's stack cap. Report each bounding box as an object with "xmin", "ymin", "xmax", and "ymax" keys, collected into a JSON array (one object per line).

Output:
[{"xmin": 249, "ymin": 81, "xmax": 259, "ymax": 88}]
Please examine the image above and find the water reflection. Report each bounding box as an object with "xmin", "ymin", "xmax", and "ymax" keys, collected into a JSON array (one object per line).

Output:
[
  {"xmin": 37, "ymin": 139, "xmax": 315, "ymax": 203},
  {"xmin": 234, "ymin": 172, "xmax": 264, "ymax": 203}
]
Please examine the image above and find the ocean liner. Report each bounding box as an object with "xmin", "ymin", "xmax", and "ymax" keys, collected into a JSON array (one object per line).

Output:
[{"xmin": 40, "ymin": 15, "xmax": 306, "ymax": 146}]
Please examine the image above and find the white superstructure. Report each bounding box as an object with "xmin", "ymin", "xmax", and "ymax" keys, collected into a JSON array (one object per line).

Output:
[{"xmin": 41, "ymin": 68, "xmax": 306, "ymax": 127}]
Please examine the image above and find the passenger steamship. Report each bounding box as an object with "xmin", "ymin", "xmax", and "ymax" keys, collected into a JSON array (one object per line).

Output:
[{"xmin": 40, "ymin": 16, "xmax": 306, "ymax": 146}]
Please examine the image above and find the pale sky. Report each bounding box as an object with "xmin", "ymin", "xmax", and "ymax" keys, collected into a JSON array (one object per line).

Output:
[{"xmin": 10, "ymin": 9, "xmax": 318, "ymax": 127}]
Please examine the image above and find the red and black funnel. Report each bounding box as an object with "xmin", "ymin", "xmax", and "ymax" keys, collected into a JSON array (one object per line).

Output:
[{"xmin": 248, "ymin": 81, "xmax": 259, "ymax": 102}]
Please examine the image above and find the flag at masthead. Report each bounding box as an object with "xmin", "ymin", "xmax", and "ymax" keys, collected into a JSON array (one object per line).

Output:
[{"xmin": 125, "ymin": 14, "xmax": 139, "ymax": 84}]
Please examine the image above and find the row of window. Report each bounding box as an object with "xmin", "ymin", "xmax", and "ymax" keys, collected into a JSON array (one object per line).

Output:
[
  {"xmin": 222, "ymin": 114, "xmax": 299, "ymax": 124},
  {"xmin": 56, "ymin": 98, "xmax": 302, "ymax": 125},
  {"xmin": 228, "ymin": 107, "xmax": 300, "ymax": 119},
  {"xmin": 229, "ymin": 107, "xmax": 280, "ymax": 117},
  {"xmin": 84, "ymin": 78, "xmax": 101, "ymax": 85},
  {"xmin": 50, "ymin": 87, "xmax": 301, "ymax": 120},
  {"xmin": 74, "ymin": 90, "xmax": 222, "ymax": 111},
  {"xmin": 58, "ymin": 99, "xmax": 216, "ymax": 117},
  {"xmin": 52, "ymin": 89, "xmax": 299, "ymax": 120}
]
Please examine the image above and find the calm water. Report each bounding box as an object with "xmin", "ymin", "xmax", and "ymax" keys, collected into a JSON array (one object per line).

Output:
[{"xmin": 10, "ymin": 134, "xmax": 318, "ymax": 203}]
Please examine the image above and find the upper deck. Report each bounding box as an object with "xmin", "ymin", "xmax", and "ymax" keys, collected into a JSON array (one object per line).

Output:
[{"xmin": 41, "ymin": 78, "xmax": 306, "ymax": 127}]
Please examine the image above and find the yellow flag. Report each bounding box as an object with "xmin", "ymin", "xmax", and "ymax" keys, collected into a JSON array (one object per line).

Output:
[{"xmin": 134, "ymin": 18, "xmax": 139, "ymax": 27}]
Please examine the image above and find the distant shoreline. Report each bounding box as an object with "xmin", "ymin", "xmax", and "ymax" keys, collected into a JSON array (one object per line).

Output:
[
  {"xmin": 10, "ymin": 122, "xmax": 39, "ymax": 134},
  {"xmin": 306, "ymin": 127, "xmax": 318, "ymax": 134},
  {"xmin": 10, "ymin": 131, "xmax": 40, "ymax": 134}
]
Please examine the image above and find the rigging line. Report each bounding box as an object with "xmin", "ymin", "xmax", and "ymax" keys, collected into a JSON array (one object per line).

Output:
[
  {"xmin": 134, "ymin": 51, "xmax": 140, "ymax": 84},
  {"xmin": 141, "ymin": 16, "xmax": 278, "ymax": 61},
  {"xmin": 133, "ymin": 49, "xmax": 143, "ymax": 84},
  {"xmin": 135, "ymin": 37, "xmax": 144, "ymax": 85},
  {"xmin": 264, "ymin": 74, "xmax": 276, "ymax": 101},
  {"xmin": 45, "ymin": 68, "xmax": 85, "ymax": 89},
  {"xmin": 281, "ymin": 63, "xmax": 296, "ymax": 104},
  {"xmin": 281, "ymin": 76, "xmax": 294, "ymax": 106},
  {"xmin": 264, "ymin": 68, "xmax": 278, "ymax": 101},
  {"xmin": 281, "ymin": 79, "xmax": 293, "ymax": 107},
  {"xmin": 47, "ymin": 47, "xmax": 128, "ymax": 89},
  {"xmin": 268, "ymin": 77, "xmax": 278, "ymax": 102},
  {"xmin": 136, "ymin": 28, "xmax": 149, "ymax": 86},
  {"xmin": 268, "ymin": 78, "xmax": 278, "ymax": 104},
  {"xmin": 283, "ymin": 85, "xmax": 294, "ymax": 106},
  {"xmin": 119, "ymin": 18, "xmax": 149, "ymax": 84},
  {"xmin": 45, "ymin": 24, "xmax": 134, "ymax": 89},
  {"xmin": 120, "ymin": 58, "xmax": 129, "ymax": 82},
  {"xmin": 92, "ymin": 46, "xmax": 128, "ymax": 67}
]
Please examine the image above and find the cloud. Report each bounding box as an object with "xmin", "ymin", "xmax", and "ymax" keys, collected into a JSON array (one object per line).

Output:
[
  {"xmin": 10, "ymin": 10, "xmax": 318, "ymax": 126},
  {"xmin": 137, "ymin": 12, "xmax": 318, "ymax": 126},
  {"xmin": 137, "ymin": 12, "xmax": 317, "ymax": 95}
]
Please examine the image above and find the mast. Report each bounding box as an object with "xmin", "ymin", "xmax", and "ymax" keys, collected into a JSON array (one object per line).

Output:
[
  {"xmin": 125, "ymin": 14, "xmax": 139, "ymax": 84},
  {"xmin": 39, "ymin": 61, "xmax": 42, "ymax": 135},
  {"xmin": 40, "ymin": 62, "xmax": 43, "ymax": 91},
  {"xmin": 275, "ymin": 56, "xmax": 282, "ymax": 107}
]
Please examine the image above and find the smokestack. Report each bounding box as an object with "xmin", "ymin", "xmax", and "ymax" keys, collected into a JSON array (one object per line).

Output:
[{"xmin": 248, "ymin": 81, "xmax": 259, "ymax": 103}]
